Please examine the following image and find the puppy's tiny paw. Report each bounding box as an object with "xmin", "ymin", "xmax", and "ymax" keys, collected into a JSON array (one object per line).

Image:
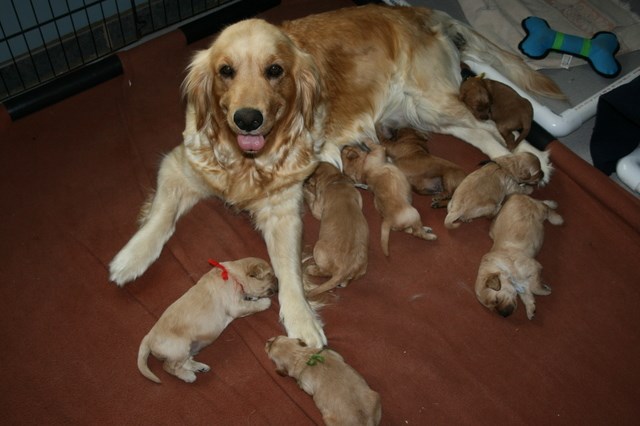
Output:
[{"xmin": 195, "ymin": 364, "xmax": 210, "ymax": 373}]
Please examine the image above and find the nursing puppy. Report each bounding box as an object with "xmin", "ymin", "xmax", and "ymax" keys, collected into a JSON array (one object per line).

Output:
[
  {"xmin": 303, "ymin": 162, "xmax": 369, "ymax": 296},
  {"xmin": 460, "ymin": 75, "xmax": 534, "ymax": 151},
  {"xmin": 341, "ymin": 142, "xmax": 437, "ymax": 256},
  {"xmin": 444, "ymin": 152, "xmax": 543, "ymax": 228},
  {"xmin": 266, "ymin": 336, "xmax": 381, "ymax": 426},
  {"xmin": 380, "ymin": 128, "xmax": 467, "ymax": 207},
  {"xmin": 475, "ymin": 194, "xmax": 564, "ymax": 319},
  {"xmin": 137, "ymin": 258, "xmax": 276, "ymax": 383}
]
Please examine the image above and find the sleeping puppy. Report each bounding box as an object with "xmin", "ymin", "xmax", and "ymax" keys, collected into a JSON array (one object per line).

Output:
[
  {"xmin": 265, "ymin": 336, "xmax": 381, "ymax": 426},
  {"xmin": 303, "ymin": 162, "xmax": 369, "ymax": 297},
  {"xmin": 341, "ymin": 141, "xmax": 437, "ymax": 256},
  {"xmin": 460, "ymin": 75, "xmax": 534, "ymax": 151},
  {"xmin": 137, "ymin": 257, "xmax": 276, "ymax": 383},
  {"xmin": 444, "ymin": 152, "xmax": 543, "ymax": 228},
  {"xmin": 380, "ymin": 128, "xmax": 467, "ymax": 208},
  {"xmin": 475, "ymin": 194, "xmax": 563, "ymax": 319}
]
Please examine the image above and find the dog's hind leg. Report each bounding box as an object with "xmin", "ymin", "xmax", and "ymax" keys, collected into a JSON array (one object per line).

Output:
[
  {"xmin": 184, "ymin": 357, "xmax": 210, "ymax": 373},
  {"xmin": 109, "ymin": 146, "xmax": 211, "ymax": 285},
  {"xmin": 163, "ymin": 359, "xmax": 197, "ymax": 383}
]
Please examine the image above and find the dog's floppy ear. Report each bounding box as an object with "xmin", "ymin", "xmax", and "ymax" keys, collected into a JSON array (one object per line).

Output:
[
  {"xmin": 182, "ymin": 49, "xmax": 215, "ymax": 132},
  {"xmin": 485, "ymin": 273, "xmax": 501, "ymax": 291},
  {"xmin": 294, "ymin": 50, "xmax": 321, "ymax": 129}
]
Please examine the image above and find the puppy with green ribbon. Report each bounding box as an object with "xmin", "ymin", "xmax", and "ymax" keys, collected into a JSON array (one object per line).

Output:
[{"xmin": 266, "ymin": 336, "xmax": 382, "ymax": 425}]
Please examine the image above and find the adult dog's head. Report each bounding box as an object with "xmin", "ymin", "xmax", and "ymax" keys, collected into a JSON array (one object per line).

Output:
[{"xmin": 182, "ymin": 19, "xmax": 322, "ymax": 156}]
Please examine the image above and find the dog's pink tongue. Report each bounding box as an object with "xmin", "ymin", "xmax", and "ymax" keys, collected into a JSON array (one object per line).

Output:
[{"xmin": 237, "ymin": 134, "xmax": 266, "ymax": 152}]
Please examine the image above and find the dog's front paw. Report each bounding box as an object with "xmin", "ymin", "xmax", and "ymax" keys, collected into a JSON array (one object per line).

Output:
[
  {"xmin": 109, "ymin": 233, "xmax": 163, "ymax": 286},
  {"xmin": 533, "ymin": 283, "xmax": 552, "ymax": 296},
  {"xmin": 109, "ymin": 249, "xmax": 147, "ymax": 286},
  {"xmin": 280, "ymin": 304, "xmax": 326, "ymax": 349}
]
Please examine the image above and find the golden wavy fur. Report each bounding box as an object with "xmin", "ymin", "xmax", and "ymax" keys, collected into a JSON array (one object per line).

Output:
[{"xmin": 109, "ymin": 5, "xmax": 564, "ymax": 348}]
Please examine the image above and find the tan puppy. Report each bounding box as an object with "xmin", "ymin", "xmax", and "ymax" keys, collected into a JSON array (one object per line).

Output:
[
  {"xmin": 303, "ymin": 162, "xmax": 369, "ymax": 296},
  {"xmin": 475, "ymin": 194, "xmax": 563, "ymax": 319},
  {"xmin": 460, "ymin": 75, "xmax": 534, "ymax": 151},
  {"xmin": 137, "ymin": 258, "xmax": 277, "ymax": 383},
  {"xmin": 341, "ymin": 142, "xmax": 437, "ymax": 256},
  {"xmin": 265, "ymin": 336, "xmax": 381, "ymax": 426},
  {"xmin": 380, "ymin": 128, "xmax": 467, "ymax": 207},
  {"xmin": 444, "ymin": 152, "xmax": 543, "ymax": 228}
]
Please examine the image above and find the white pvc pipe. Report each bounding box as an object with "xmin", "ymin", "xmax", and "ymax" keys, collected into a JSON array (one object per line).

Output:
[{"xmin": 465, "ymin": 58, "xmax": 640, "ymax": 138}]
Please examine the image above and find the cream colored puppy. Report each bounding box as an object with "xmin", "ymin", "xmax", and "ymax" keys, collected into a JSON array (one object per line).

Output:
[
  {"xmin": 341, "ymin": 142, "xmax": 437, "ymax": 256},
  {"xmin": 475, "ymin": 194, "xmax": 563, "ymax": 319},
  {"xmin": 445, "ymin": 152, "xmax": 543, "ymax": 228},
  {"xmin": 303, "ymin": 162, "xmax": 369, "ymax": 296},
  {"xmin": 265, "ymin": 336, "xmax": 381, "ymax": 426},
  {"xmin": 138, "ymin": 257, "xmax": 277, "ymax": 383}
]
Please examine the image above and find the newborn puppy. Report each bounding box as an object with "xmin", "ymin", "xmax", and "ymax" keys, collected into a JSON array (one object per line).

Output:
[
  {"xmin": 266, "ymin": 336, "xmax": 381, "ymax": 426},
  {"xmin": 380, "ymin": 128, "xmax": 467, "ymax": 207},
  {"xmin": 475, "ymin": 194, "xmax": 563, "ymax": 319},
  {"xmin": 138, "ymin": 257, "xmax": 277, "ymax": 383},
  {"xmin": 341, "ymin": 141, "xmax": 437, "ymax": 256},
  {"xmin": 303, "ymin": 162, "xmax": 369, "ymax": 296},
  {"xmin": 444, "ymin": 152, "xmax": 542, "ymax": 228},
  {"xmin": 460, "ymin": 75, "xmax": 534, "ymax": 151}
]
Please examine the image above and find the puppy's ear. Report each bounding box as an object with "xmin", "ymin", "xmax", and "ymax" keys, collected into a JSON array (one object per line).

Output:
[
  {"xmin": 182, "ymin": 49, "xmax": 215, "ymax": 132},
  {"xmin": 485, "ymin": 273, "xmax": 501, "ymax": 291}
]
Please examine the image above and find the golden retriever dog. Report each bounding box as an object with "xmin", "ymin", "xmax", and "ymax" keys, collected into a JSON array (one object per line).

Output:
[
  {"xmin": 109, "ymin": 4, "xmax": 563, "ymax": 348},
  {"xmin": 380, "ymin": 128, "xmax": 467, "ymax": 208},
  {"xmin": 265, "ymin": 336, "xmax": 381, "ymax": 426},
  {"xmin": 137, "ymin": 258, "xmax": 276, "ymax": 383},
  {"xmin": 460, "ymin": 75, "xmax": 534, "ymax": 151},
  {"xmin": 475, "ymin": 195, "xmax": 564, "ymax": 319},
  {"xmin": 341, "ymin": 142, "xmax": 437, "ymax": 256},
  {"xmin": 444, "ymin": 152, "xmax": 543, "ymax": 228},
  {"xmin": 303, "ymin": 162, "xmax": 369, "ymax": 297}
]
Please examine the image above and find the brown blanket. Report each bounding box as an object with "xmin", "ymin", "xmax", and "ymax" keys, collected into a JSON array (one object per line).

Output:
[{"xmin": 1, "ymin": 1, "xmax": 639, "ymax": 424}]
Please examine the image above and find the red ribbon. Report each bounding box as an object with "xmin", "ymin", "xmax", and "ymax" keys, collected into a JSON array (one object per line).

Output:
[{"xmin": 207, "ymin": 259, "xmax": 229, "ymax": 281}]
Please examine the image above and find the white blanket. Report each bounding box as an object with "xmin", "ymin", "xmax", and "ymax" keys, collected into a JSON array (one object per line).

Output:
[
  {"xmin": 458, "ymin": 0, "xmax": 640, "ymax": 69},
  {"xmin": 386, "ymin": 0, "xmax": 640, "ymax": 69}
]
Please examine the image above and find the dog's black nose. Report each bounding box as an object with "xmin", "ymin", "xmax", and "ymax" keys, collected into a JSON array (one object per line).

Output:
[
  {"xmin": 497, "ymin": 304, "xmax": 515, "ymax": 317},
  {"xmin": 234, "ymin": 108, "xmax": 263, "ymax": 132}
]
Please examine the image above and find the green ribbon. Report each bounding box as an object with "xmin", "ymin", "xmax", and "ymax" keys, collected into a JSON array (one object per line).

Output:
[{"xmin": 306, "ymin": 351, "xmax": 325, "ymax": 366}]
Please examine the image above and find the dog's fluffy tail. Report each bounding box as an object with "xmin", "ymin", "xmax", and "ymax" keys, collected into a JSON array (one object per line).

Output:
[
  {"xmin": 432, "ymin": 10, "xmax": 566, "ymax": 100},
  {"xmin": 137, "ymin": 334, "xmax": 161, "ymax": 384}
]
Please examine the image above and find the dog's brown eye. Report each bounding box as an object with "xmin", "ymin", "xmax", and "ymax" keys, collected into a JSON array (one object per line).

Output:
[
  {"xmin": 219, "ymin": 65, "xmax": 235, "ymax": 79},
  {"xmin": 265, "ymin": 64, "xmax": 284, "ymax": 79}
]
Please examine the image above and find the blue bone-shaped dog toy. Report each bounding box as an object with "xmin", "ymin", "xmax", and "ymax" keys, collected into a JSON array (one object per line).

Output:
[{"xmin": 519, "ymin": 16, "xmax": 621, "ymax": 78}]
